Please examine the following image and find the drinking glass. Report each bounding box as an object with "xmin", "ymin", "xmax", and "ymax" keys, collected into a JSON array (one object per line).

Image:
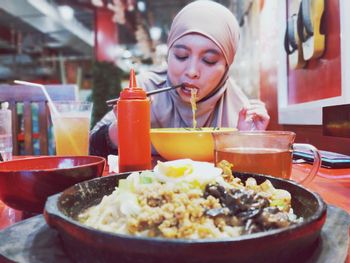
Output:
[
  {"xmin": 0, "ymin": 104, "xmax": 12, "ymax": 161},
  {"xmin": 212, "ymin": 131, "xmax": 321, "ymax": 185},
  {"xmin": 50, "ymin": 101, "xmax": 92, "ymax": 156}
]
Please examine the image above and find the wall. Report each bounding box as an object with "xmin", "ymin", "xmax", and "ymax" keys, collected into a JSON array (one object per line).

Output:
[
  {"xmin": 287, "ymin": 0, "xmax": 341, "ymax": 104},
  {"xmin": 259, "ymin": 0, "xmax": 350, "ymax": 154},
  {"xmin": 94, "ymin": 8, "xmax": 118, "ymax": 62},
  {"xmin": 231, "ymin": 0, "xmax": 261, "ymax": 99}
]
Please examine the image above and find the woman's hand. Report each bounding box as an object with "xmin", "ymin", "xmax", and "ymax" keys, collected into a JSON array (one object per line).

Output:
[
  {"xmin": 108, "ymin": 106, "xmax": 119, "ymax": 147},
  {"xmin": 237, "ymin": 99, "xmax": 270, "ymax": 131}
]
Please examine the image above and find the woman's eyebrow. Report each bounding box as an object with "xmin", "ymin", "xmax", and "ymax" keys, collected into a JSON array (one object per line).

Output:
[
  {"xmin": 205, "ymin": 49, "xmax": 221, "ymax": 55},
  {"xmin": 173, "ymin": 45, "xmax": 221, "ymax": 55},
  {"xmin": 173, "ymin": 44, "xmax": 190, "ymax": 50}
]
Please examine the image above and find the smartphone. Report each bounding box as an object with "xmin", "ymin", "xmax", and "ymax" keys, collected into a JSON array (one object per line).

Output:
[{"xmin": 293, "ymin": 150, "xmax": 350, "ymax": 168}]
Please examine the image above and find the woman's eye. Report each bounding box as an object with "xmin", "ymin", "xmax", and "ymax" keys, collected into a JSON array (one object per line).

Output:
[
  {"xmin": 174, "ymin": 54, "xmax": 188, "ymax": 61},
  {"xmin": 203, "ymin": 59, "xmax": 217, "ymax": 65}
]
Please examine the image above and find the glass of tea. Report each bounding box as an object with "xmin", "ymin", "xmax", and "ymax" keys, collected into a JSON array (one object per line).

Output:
[{"xmin": 212, "ymin": 131, "xmax": 321, "ymax": 185}]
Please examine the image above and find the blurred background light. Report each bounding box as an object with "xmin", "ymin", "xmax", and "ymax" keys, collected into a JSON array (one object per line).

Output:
[
  {"xmin": 150, "ymin": 26, "xmax": 162, "ymax": 41},
  {"xmin": 58, "ymin": 5, "xmax": 75, "ymax": 21}
]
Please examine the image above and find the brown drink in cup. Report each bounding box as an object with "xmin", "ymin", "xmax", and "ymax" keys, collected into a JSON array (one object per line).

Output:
[{"xmin": 213, "ymin": 131, "xmax": 321, "ymax": 185}]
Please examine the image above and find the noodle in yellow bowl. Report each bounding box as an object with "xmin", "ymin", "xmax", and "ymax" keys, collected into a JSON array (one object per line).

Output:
[{"xmin": 150, "ymin": 127, "xmax": 236, "ymax": 162}]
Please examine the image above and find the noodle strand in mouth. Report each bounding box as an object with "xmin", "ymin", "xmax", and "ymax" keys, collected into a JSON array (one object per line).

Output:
[{"xmin": 190, "ymin": 88, "xmax": 197, "ymax": 129}]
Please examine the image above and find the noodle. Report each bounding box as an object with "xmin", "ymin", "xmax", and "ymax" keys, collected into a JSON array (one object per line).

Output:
[
  {"xmin": 190, "ymin": 88, "xmax": 197, "ymax": 129},
  {"xmin": 78, "ymin": 161, "xmax": 303, "ymax": 239}
]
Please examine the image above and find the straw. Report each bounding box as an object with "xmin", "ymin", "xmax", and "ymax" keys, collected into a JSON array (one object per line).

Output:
[
  {"xmin": 14, "ymin": 80, "xmax": 60, "ymax": 116},
  {"xmin": 13, "ymin": 80, "xmax": 84, "ymax": 155}
]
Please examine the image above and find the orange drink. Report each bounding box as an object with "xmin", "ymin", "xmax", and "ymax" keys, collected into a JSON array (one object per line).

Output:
[{"xmin": 51, "ymin": 101, "xmax": 92, "ymax": 156}]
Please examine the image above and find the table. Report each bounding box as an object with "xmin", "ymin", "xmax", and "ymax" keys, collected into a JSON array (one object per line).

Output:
[
  {"xmin": 0, "ymin": 160, "xmax": 349, "ymax": 262},
  {"xmin": 292, "ymin": 163, "xmax": 350, "ymax": 214},
  {"xmin": 1, "ymin": 161, "xmax": 349, "ymax": 223}
]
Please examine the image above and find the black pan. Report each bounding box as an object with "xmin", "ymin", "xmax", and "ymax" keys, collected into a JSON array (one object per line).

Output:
[{"xmin": 44, "ymin": 172, "xmax": 327, "ymax": 263}]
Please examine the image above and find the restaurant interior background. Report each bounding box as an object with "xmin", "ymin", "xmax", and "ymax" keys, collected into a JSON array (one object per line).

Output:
[{"xmin": 0, "ymin": 0, "xmax": 349, "ymax": 155}]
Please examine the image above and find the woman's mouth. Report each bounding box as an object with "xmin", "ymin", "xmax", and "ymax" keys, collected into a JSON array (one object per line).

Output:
[{"xmin": 181, "ymin": 83, "xmax": 199, "ymax": 95}]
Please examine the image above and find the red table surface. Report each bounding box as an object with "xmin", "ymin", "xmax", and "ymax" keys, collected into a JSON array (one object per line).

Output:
[{"xmin": 0, "ymin": 158, "xmax": 349, "ymax": 262}]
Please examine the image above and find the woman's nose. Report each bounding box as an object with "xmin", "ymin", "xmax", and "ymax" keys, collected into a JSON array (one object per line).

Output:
[{"xmin": 185, "ymin": 59, "xmax": 200, "ymax": 79}]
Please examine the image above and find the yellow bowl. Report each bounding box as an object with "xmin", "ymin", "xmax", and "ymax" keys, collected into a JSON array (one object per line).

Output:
[{"xmin": 150, "ymin": 128, "xmax": 237, "ymax": 162}]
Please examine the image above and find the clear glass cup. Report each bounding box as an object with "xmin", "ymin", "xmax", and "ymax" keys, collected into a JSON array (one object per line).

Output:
[
  {"xmin": 212, "ymin": 131, "xmax": 321, "ymax": 185},
  {"xmin": 0, "ymin": 105, "xmax": 12, "ymax": 161},
  {"xmin": 50, "ymin": 101, "xmax": 92, "ymax": 156}
]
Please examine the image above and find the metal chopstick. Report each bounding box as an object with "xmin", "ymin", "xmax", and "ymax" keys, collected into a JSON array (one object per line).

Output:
[{"xmin": 106, "ymin": 83, "xmax": 184, "ymax": 106}]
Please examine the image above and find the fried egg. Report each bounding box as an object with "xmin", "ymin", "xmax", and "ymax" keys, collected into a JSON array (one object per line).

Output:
[{"xmin": 153, "ymin": 159, "xmax": 222, "ymax": 185}]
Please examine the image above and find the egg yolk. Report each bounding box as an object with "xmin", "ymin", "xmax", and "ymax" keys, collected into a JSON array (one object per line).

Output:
[{"xmin": 158, "ymin": 162, "xmax": 193, "ymax": 178}]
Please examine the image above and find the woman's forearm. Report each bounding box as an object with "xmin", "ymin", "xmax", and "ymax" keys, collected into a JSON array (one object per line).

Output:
[
  {"xmin": 108, "ymin": 121, "xmax": 118, "ymax": 148},
  {"xmin": 89, "ymin": 110, "xmax": 118, "ymax": 158}
]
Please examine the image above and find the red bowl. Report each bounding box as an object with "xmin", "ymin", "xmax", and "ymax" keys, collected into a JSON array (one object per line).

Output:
[{"xmin": 0, "ymin": 156, "xmax": 105, "ymax": 213}]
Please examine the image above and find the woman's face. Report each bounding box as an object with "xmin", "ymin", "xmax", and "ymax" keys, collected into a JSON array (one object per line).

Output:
[{"xmin": 167, "ymin": 34, "xmax": 227, "ymax": 102}]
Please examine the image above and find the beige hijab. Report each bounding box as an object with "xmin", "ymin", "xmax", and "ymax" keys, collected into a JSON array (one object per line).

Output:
[{"xmin": 139, "ymin": 0, "xmax": 247, "ymax": 128}]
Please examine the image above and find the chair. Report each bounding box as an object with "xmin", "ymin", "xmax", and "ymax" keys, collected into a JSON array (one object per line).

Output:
[{"xmin": 0, "ymin": 84, "xmax": 78, "ymax": 155}]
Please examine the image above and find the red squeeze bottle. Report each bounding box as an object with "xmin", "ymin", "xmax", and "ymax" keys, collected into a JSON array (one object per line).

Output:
[{"xmin": 116, "ymin": 69, "xmax": 151, "ymax": 172}]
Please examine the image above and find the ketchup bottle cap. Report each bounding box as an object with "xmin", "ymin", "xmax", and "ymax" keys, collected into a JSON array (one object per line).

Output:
[{"xmin": 120, "ymin": 69, "xmax": 147, "ymax": 99}]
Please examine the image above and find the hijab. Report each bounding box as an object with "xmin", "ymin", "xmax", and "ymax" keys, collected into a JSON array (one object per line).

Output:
[
  {"xmin": 139, "ymin": 0, "xmax": 247, "ymax": 128},
  {"xmin": 167, "ymin": 0, "xmax": 240, "ymax": 65}
]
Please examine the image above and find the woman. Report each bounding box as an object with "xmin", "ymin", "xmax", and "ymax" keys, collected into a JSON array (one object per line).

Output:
[{"xmin": 90, "ymin": 0, "xmax": 270, "ymax": 157}]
